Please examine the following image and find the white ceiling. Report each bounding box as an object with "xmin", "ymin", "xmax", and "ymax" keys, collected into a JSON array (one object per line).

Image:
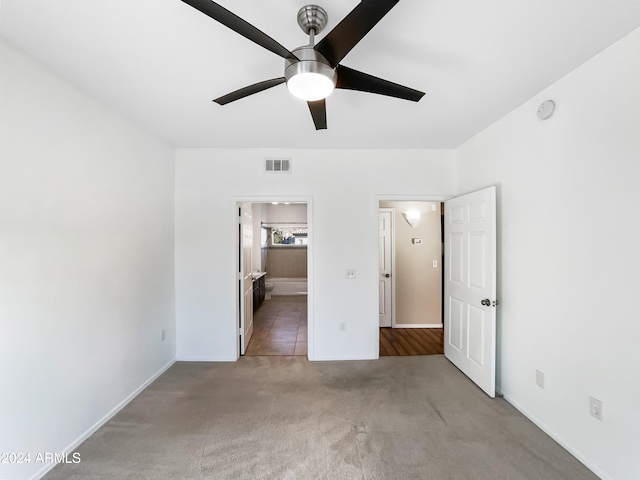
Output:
[{"xmin": 2, "ymin": 0, "xmax": 640, "ymax": 149}]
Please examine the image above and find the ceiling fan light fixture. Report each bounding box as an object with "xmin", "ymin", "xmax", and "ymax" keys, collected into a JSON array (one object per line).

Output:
[
  {"xmin": 287, "ymin": 71, "xmax": 335, "ymax": 101},
  {"xmin": 285, "ymin": 46, "xmax": 336, "ymax": 101}
]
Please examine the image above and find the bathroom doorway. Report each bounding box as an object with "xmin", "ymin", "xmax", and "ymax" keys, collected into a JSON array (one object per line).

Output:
[{"xmin": 236, "ymin": 200, "xmax": 312, "ymax": 358}]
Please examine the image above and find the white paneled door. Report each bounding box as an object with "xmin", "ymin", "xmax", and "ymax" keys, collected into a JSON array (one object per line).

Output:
[
  {"xmin": 444, "ymin": 187, "xmax": 497, "ymax": 397},
  {"xmin": 379, "ymin": 209, "xmax": 393, "ymax": 327},
  {"xmin": 239, "ymin": 203, "xmax": 254, "ymax": 355}
]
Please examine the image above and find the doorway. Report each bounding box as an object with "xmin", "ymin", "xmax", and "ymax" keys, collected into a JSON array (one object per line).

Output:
[
  {"xmin": 377, "ymin": 188, "xmax": 498, "ymax": 396},
  {"xmin": 236, "ymin": 200, "xmax": 311, "ymax": 358},
  {"xmin": 378, "ymin": 200, "xmax": 444, "ymax": 356}
]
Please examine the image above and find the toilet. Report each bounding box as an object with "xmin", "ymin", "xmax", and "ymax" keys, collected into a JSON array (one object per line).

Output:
[{"xmin": 264, "ymin": 283, "xmax": 275, "ymax": 300}]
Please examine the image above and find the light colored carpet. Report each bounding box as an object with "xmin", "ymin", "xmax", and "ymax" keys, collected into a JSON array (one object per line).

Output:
[{"xmin": 44, "ymin": 356, "xmax": 596, "ymax": 479}]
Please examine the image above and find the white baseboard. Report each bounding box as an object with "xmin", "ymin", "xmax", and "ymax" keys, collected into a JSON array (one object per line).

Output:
[
  {"xmin": 502, "ymin": 394, "xmax": 610, "ymax": 480},
  {"xmin": 311, "ymin": 354, "xmax": 378, "ymax": 361},
  {"xmin": 176, "ymin": 356, "xmax": 238, "ymax": 362},
  {"xmin": 31, "ymin": 358, "xmax": 176, "ymax": 480},
  {"xmin": 393, "ymin": 323, "xmax": 443, "ymax": 328}
]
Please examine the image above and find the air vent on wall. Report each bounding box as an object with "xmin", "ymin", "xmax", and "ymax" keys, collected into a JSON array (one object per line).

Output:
[{"xmin": 265, "ymin": 158, "xmax": 291, "ymax": 173}]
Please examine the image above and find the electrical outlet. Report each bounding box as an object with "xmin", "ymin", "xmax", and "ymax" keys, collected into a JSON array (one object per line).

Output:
[
  {"xmin": 536, "ymin": 369, "xmax": 544, "ymax": 388},
  {"xmin": 432, "ymin": 260, "xmax": 438, "ymax": 268},
  {"xmin": 346, "ymin": 269, "xmax": 356, "ymax": 279},
  {"xmin": 161, "ymin": 329, "xmax": 166, "ymax": 342},
  {"xmin": 339, "ymin": 322, "xmax": 347, "ymax": 332},
  {"xmin": 589, "ymin": 396, "xmax": 603, "ymax": 421}
]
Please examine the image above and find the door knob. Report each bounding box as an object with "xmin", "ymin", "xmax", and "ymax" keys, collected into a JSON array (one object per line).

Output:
[
  {"xmin": 481, "ymin": 299, "xmax": 490, "ymax": 306},
  {"xmin": 384, "ymin": 274, "xmax": 390, "ymax": 278}
]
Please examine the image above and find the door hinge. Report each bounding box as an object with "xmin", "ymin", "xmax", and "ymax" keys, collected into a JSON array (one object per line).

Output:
[{"xmin": 238, "ymin": 272, "xmax": 243, "ymax": 280}]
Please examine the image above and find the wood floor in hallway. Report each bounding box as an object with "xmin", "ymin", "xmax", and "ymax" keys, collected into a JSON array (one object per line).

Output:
[
  {"xmin": 379, "ymin": 327, "xmax": 444, "ymax": 356},
  {"xmin": 246, "ymin": 295, "xmax": 444, "ymax": 357}
]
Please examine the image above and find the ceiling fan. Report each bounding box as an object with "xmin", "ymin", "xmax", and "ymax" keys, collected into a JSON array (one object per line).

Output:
[{"xmin": 180, "ymin": 0, "xmax": 425, "ymax": 130}]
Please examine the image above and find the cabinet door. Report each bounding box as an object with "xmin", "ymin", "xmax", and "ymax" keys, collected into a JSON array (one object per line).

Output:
[
  {"xmin": 253, "ymin": 280, "xmax": 259, "ymax": 312},
  {"xmin": 260, "ymin": 277, "xmax": 265, "ymax": 304}
]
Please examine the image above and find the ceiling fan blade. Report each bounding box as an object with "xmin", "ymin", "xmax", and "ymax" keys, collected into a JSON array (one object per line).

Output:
[
  {"xmin": 181, "ymin": 0, "xmax": 295, "ymax": 60},
  {"xmin": 213, "ymin": 77, "xmax": 286, "ymax": 105},
  {"xmin": 307, "ymin": 100, "xmax": 327, "ymax": 130},
  {"xmin": 314, "ymin": 0, "xmax": 399, "ymax": 67},
  {"xmin": 336, "ymin": 65, "xmax": 425, "ymax": 102}
]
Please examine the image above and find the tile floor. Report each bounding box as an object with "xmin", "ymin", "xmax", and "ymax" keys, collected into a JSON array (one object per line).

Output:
[{"xmin": 245, "ymin": 295, "xmax": 307, "ymax": 356}]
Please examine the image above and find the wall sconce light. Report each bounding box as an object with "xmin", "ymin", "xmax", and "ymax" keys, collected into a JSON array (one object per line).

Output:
[{"xmin": 403, "ymin": 208, "xmax": 421, "ymax": 228}]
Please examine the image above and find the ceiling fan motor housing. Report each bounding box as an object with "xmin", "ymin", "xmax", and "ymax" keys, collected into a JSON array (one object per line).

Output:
[
  {"xmin": 297, "ymin": 5, "xmax": 329, "ymax": 35},
  {"xmin": 284, "ymin": 46, "xmax": 337, "ymax": 101}
]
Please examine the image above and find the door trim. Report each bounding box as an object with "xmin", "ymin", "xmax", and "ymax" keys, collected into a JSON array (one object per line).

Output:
[
  {"xmin": 233, "ymin": 196, "xmax": 314, "ymax": 360},
  {"xmin": 394, "ymin": 323, "xmax": 443, "ymax": 328}
]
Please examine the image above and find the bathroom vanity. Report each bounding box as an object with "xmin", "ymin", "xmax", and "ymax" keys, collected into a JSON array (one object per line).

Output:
[{"xmin": 252, "ymin": 272, "xmax": 266, "ymax": 311}]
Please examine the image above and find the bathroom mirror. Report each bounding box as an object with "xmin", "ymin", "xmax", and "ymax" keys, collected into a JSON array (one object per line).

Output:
[{"xmin": 263, "ymin": 224, "xmax": 308, "ymax": 246}]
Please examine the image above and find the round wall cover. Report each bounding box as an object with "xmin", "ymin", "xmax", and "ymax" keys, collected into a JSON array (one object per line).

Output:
[{"xmin": 537, "ymin": 100, "xmax": 556, "ymax": 120}]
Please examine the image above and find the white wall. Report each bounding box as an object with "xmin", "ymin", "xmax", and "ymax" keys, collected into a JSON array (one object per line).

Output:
[
  {"xmin": 175, "ymin": 149, "xmax": 455, "ymax": 361},
  {"xmin": 455, "ymin": 28, "xmax": 640, "ymax": 480},
  {"xmin": 0, "ymin": 36, "xmax": 176, "ymax": 480}
]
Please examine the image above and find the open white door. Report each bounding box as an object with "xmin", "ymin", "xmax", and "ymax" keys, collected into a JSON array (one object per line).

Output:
[
  {"xmin": 239, "ymin": 204, "xmax": 254, "ymax": 355},
  {"xmin": 379, "ymin": 209, "xmax": 393, "ymax": 327},
  {"xmin": 444, "ymin": 187, "xmax": 497, "ymax": 397}
]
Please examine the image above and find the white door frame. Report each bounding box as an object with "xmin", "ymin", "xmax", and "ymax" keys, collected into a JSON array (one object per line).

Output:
[
  {"xmin": 234, "ymin": 196, "xmax": 314, "ymax": 360},
  {"xmin": 375, "ymin": 195, "xmax": 451, "ymax": 353}
]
